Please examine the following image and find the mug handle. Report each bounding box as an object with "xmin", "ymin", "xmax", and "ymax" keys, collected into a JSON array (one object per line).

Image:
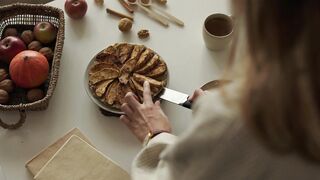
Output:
[{"xmin": 0, "ymin": 110, "xmax": 26, "ymax": 130}]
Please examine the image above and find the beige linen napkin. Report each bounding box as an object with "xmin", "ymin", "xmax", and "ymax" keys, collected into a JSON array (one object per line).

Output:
[
  {"xmin": 34, "ymin": 135, "xmax": 130, "ymax": 180},
  {"xmin": 26, "ymin": 128, "xmax": 92, "ymax": 176}
]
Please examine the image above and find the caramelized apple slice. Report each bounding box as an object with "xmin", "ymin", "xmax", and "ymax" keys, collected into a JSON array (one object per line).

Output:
[
  {"xmin": 104, "ymin": 80, "xmax": 119, "ymax": 105},
  {"xmin": 95, "ymin": 46, "xmax": 117, "ymax": 63},
  {"xmin": 89, "ymin": 68, "xmax": 119, "ymax": 85},
  {"xmin": 129, "ymin": 77, "xmax": 144, "ymax": 100},
  {"xmin": 89, "ymin": 62, "xmax": 119, "ymax": 75},
  {"xmin": 119, "ymin": 45, "xmax": 146, "ymax": 84},
  {"xmin": 115, "ymin": 43, "xmax": 134, "ymax": 64},
  {"xmin": 134, "ymin": 49, "xmax": 154, "ymax": 71},
  {"xmin": 94, "ymin": 79, "xmax": 114, "ymax": 97},
  {"xmin": 132, "ymin": 73, "xmax": 165, "ymax": 96},
  {"xmin": 135, "ymin": 54, "xmax": 160, "ymax": 74},
  {"xmin": 117, "ymin": 84, "xmax": 135, "ymax": 105},
  {"xmin": 145, "ymin": 59, "xmax": 167, "ymax": 78}
]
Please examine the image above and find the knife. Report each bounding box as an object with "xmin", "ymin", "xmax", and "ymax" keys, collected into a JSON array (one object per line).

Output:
[
  {"xmin": 159, "ymin": 88, "xmax": 192, "ymax": 109},
  {"xmin": 159, "ymin": 80, "xmax": 231, "ymax": 109}
]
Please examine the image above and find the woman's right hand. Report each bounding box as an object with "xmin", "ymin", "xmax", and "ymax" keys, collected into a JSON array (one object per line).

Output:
[{"xmin": 188, "ymin": 89, "xmax": 206, "ymax": 103}]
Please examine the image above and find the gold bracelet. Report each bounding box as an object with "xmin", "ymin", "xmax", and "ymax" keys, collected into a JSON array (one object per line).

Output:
[
  {"xmin": 142, "ymin": 132, "xmax": 152, "ymax": 147},
  {"xmin": 142, "ymin": 130, "xmax": 169, "ymax": 147}
]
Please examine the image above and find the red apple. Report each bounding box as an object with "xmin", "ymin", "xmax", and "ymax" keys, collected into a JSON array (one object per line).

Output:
[
  {"xmin": 0, "ymin": 36, "xmax": 26, "ymax": 64},
  {"xmin": 9, "ymin": 50, "xmax": 49, "ymax": 88},
  {"xmin": 65, "ymin": 0, "xmax": 88, "ymax": 19},
  {"xmin": 33, "ymin": 22, "xmax": 57, "ymax": 44}
]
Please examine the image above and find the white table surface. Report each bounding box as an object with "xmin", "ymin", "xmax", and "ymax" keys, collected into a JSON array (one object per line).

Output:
[{"xmin": 0, "ymin": 0, "xmax": 231, "ymax": 179}]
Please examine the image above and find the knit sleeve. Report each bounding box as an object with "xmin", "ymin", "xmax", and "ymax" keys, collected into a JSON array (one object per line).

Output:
[{"xmin": 131, "ymin": 132, "xmax": 177, "ymax": 180}]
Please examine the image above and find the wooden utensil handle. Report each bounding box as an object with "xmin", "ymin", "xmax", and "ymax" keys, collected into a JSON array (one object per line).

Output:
[
  {"xmin": 106, "ymin": 8, "xmax": 134, "ymax": 21},
  {"xmin": 118, "ymin": 0, "xmax": 134, "ymax": 13},
  {"xmin": 138, "ymin": 4, "xmax": 169, "ymax": 26}
]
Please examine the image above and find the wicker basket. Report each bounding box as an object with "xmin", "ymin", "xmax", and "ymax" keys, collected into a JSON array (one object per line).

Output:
[{"xmin": 0, "ymin": 3, "xmax": 65, "ymax": 129}]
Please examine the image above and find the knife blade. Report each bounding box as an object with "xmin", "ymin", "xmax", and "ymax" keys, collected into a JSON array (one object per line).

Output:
[{"xmin": 159, "ymin": 88, "xmax": 192, "ymax": 109}]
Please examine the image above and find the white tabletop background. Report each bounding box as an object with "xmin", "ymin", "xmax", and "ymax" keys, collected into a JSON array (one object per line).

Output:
[{"xmin": 0, "ymin": 0, "xmax": 231, "ymax": 179}]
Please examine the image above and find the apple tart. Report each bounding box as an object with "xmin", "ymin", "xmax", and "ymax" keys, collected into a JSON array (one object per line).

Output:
[{"xmin": 88, "ymin": 43, "xmax": 168, "ymax": 109}]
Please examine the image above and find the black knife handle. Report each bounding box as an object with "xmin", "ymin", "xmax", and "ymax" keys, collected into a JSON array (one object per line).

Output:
[{"xmin": 179, "ymin": 100, "xmax": 192, "ymax": 109}]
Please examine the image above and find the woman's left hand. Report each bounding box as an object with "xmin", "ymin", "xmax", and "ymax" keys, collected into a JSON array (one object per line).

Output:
[{"xmin": 120, "ymin": 81, "xmax": 172, "ymax": 142}]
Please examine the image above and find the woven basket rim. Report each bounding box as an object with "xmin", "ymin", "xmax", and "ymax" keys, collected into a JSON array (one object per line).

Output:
[{"xmin": 0, "ymin": 3, "xmax": 65, "ymax": 111}]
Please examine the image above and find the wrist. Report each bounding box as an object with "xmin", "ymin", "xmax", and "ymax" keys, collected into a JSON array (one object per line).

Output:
[
  {"xmin": 142, "ymin": 130, "xmax": 170, "ymax": 147},
  {"xmin": 150, "ymin": 130, "xmax": 170, "ymax": 139}
]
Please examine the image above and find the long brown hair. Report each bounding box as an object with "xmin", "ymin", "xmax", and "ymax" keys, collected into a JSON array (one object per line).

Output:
[{"xmin": 234, "ymin": 0, "xmax": 320, "ymax": 161}]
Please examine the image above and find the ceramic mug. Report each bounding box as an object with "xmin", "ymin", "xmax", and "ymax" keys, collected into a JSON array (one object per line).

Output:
[{"xmin": 202, "ymin": 13, "xmax": 234, "ymax": 51}]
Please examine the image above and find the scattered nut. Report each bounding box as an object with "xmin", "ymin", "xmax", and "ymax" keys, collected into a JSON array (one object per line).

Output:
[
  {"xmin": 27, "ymin": 89, "xmax": 45, "ymax": 102},
  {"xmin": 21, "ymin": 30, "xmax": 34, "ymax": 45},
  {"xmin": 3, "ymin": 28, "xmax": 18, "ymax": 37},
  {"xmin": 94, "ymin": 0, "xmax": 104, "ymax": 5},
  {"xmin": 158, "ymin": 0, "xmax": 167, "ymax": 4},
  {"xmin": 39, "ymin": 47, "xmax": 54, "ymax": 62},
  {"xmin": 141, "ymin": 0, "xmax": 150, "ymax": 4},
  {"xmin": 28, "ymin": 41, "xmax": 43, "ymax": 51},
  {"xmin": 137, "ymin": 29, "xmax": 150, "ymax": 39},
  {"xmin": 118, "ymin": 18, "xmax": 133, "ymax": 32},
  {"xmin": 0, "ymin": 79, "xmax": 14, "ymax": 93},
  {"xmin": 0, "ymin": 69, "xmax": 8, "ymax": 82},
  {"xmin": 0, "ymin": 89, "xmax": 9, "ymax": 104}
]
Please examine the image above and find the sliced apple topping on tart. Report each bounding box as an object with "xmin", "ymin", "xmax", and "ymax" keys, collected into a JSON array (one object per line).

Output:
[{"xmin": 88, "ymin": 43, "xmax": 168, "ymax": 109}]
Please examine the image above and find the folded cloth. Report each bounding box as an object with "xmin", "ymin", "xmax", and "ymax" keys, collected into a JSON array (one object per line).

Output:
[
  {"xmin": 26, "ymin": 128, "xmax": 93, "ymax": 176},
  {"xmin": 34, "ymin": 135, "xmax": 130, "ymax": 180}
]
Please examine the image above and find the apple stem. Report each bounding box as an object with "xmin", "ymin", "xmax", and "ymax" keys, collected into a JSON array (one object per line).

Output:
[{"xmin": 24, "ymin": 56, "xmax": 29, "ymax": 61}]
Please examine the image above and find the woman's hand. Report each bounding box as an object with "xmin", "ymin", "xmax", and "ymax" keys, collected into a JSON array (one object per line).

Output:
[
  {"xmin": 188, "ymin": 89, "xmax": 206, "ymax": 102},
  {"xmin": 120, "ymin": 81, "xmax": 171, "ymax": 142}
]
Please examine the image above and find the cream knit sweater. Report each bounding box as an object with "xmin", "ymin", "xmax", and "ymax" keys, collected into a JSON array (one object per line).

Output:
[{"xmin": 131, "ymin": 85, "xmax": 320, "ymax": 180}]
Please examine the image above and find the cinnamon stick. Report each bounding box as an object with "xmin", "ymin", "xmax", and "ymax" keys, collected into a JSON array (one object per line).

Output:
[
  {"xmin": 118, "ymin": 0, "xmax": 134, "ymax": 13},
  {"xmin": 106, "ymin": 8, "xmax": 134, "ymax": 21}
]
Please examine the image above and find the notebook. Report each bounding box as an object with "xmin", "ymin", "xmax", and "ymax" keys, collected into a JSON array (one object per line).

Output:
[
  {"xmin": 34, "ymin": 135, "xmax": 130, "ymax": 180},
  {"xmin": 26, "ymin": 128, "xmax": 93, "ymax": 176}
]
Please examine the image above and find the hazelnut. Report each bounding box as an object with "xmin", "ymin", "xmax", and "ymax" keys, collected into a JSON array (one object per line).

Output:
[
  {"xmin": 137, "ymin": 29, "xmax": 150, "ymax": 39},
  {"xmin": 118, "ymin": 18, "xmax": 133, "ymax": 32},
  {"xmin": 39, "ymin": 47, "xmax": 54, "ymax": 62},
  {"xmin": 0, "ymin": 79, "xmax": 14, "ymax": 93},
  {"xmin": 0, "ymin": 89, "xmax": 9, "ymax": 104},
  {"xmin": 28, "ymin": 41, "xmax": 42, "ymax": 51},
  {"xmin": 0, "ymin": 69, "xmax": 8, "ymax": 82},
  {"xmin": 27, "ymin": 89, "xmax": 45, "ymax": 102},
  {"xmin": 3, "ymin": 28, "xmax": 18, "ymax": 37},
  {"xmin": 21, "ymin": 30, "xmax": 34, "ymax": 45}
]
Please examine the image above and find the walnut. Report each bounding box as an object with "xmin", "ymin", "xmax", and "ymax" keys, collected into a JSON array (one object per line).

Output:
[
  {"xmin": 0, "ymin": 79, "xmax": 14, "ymax": 93},
  {"xmin": 141, "ymin": 0, "xmax": 150, "ymax": 4},
  {"xmin": 3, "ymin": 28, "xmax": 18, "ymax": 37},
  {"xmin": 27, "ymin": 89, "xmax": 45, "ymax": 102},
  {"xmin": 94, "ymin": 0, "xmax": 104, "ymax": 5},
  {"xmin": 137, "ymin": 29, "xmax": 150, "ymax": 39},
  {"xmin": 158, "ymin": 0, "xmax": 167, "ymax": 4},
  {"xmin": 21, "ymin": 30, "xmax": 34, "ymax": 45},
  {"xmin": 0, "ymin": 89, "xmax": 9, "ymax": 104},
  {"xmin": 39, "ymin": 47, "xmax": 54, "ymax": 62},
  {"xmin": 28, "ymin": 41, "xmax": 42, "ymax": 51},
  {"xmin": 118, "ymin": 18, "xmax": 133, "ymax": 32},
  {"xmin": 0, "ymin": 69, "xmax": 8, "ymax": 82},
  {"xmin": 88, "ymin": 43, "xmax": 168, "ymax": 109}
]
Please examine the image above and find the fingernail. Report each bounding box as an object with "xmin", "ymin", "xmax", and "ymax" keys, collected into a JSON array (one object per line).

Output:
[{"xmin": 144, "ymin": 81, "xmax": 149, "ymax": 87}]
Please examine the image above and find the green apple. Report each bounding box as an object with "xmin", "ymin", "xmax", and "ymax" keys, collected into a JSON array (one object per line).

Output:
[{"xmin": 33, "ymin": 22, "xmax": 57, "ymax": 44}]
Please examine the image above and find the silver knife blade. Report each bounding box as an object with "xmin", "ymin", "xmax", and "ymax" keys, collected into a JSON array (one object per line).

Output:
[{"xmin": 160, "ymin": 88, "xmax": 189, "ymax": 105}]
